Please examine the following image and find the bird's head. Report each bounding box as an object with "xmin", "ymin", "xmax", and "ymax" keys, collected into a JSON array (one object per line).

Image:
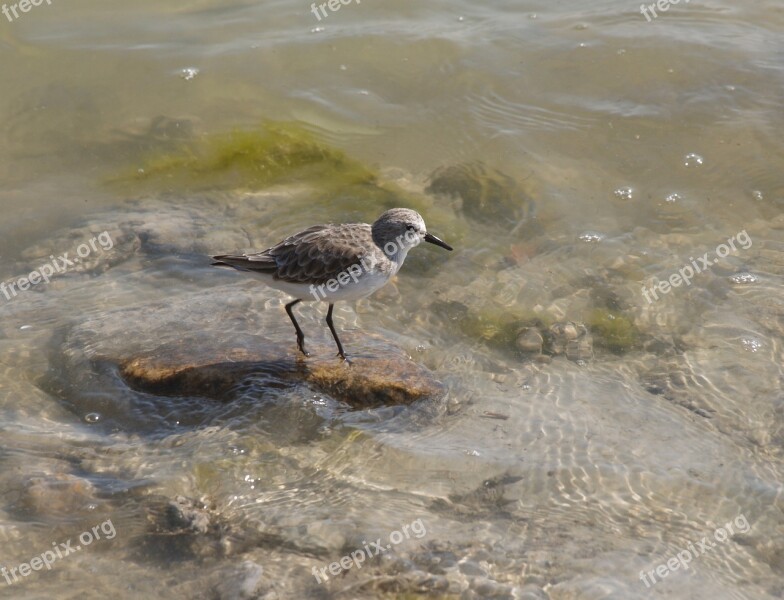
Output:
[{"xmin": 371, "ymin": 208, "xmax": 453, "ymax": 259}]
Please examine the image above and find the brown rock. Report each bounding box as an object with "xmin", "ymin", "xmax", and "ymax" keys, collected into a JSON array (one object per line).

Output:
[
  {"xmin": 516, "ymin": 327, "xmax": 544, "ymax": 354},
  {"xmin": 20, "ymin": 473, "xmax": 102, "ymax": 519},
  {"xmin": 119, "ymin": 333, "xmax": 443, "ymax": 409}
]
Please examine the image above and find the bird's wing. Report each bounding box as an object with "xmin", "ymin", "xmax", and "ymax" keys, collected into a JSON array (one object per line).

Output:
[
  {"xmin": 212, "ymin": 224, "xmax": 376, "ymax": 285},
  {"xmin": 211, "ymin": 252, "xmax": 277, "ymax": 273}
]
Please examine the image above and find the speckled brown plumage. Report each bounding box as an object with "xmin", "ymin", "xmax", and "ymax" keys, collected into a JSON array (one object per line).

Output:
[{"xmin": 213, "ymin": 223, "xmax": 391, "ymax": 285}]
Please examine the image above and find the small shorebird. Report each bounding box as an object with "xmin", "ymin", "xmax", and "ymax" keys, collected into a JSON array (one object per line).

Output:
[{"xmin": 212, "ymin": 208, "xmax": 453, "ymax": 360}]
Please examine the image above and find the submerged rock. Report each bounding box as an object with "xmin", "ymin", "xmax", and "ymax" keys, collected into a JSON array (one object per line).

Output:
[
  {"xmin": 17, "ymin": 473, "xmax": 102, "ymax": 520},
  {"xmin": 165, "ymin": 495, "xmax": 212, "ymax": 535},
  {"xmin": 54, "ymin": 287, "xmax": 445, "ymax": 434},
  {"xmin": 120, "ymin": 332, "xmax": 443, "ymax": 409},
  {"xmin": 545, "ymin": 321, "xmax": 593, "ymax": 362},
  {"xmin": 138, "ymin": 494, "xmax": 226, "ymax": 561},
  {"xmin": 426, "ymin": 161, "xmax": 536, "ymax": 233},
  {"xmin": 515, "ymin": 327, "xmax": 544, "ymax": 354},
  {"xmin": 433, "ymin": 300, "xmax": 592, "ymax": 363}
]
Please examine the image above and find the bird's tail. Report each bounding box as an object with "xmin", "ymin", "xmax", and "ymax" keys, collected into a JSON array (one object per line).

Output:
[{"xmin": 210, "ymin": 254, "xmax": 277, "ymax": 274}]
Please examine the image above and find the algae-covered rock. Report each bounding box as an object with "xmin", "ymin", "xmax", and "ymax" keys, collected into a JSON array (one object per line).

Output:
[
  {"xmin": 451, "ymin": 304, "xmax": 551, "ymax": 355},
  {"xmin": 587, "ymin": 309, "xmax": 639, "ymax": 354},
  {"xmin": 432, "ymin": 300, "xmax": 596, "ymax": 362},
  {"xmin": 112, "ymin": 121, "xmax": 378, "ymax": 193},
  {"xmin": 457, "ymin": 306, "xmax": 548, "ymax": 352},
  {"xmin": 431, "ymin": 298, "xmax": 602, "ymax": 362},
  {"xmin": 120, "ymin": 333, "xmax": 443, "ymax": 409},
  {"xmin": 544, "ymin": 321, "xmax": 593, "ymax": 362},
  {"xmin": 426, "ymin": 161, "xmax": 536, "ymax": 231}
]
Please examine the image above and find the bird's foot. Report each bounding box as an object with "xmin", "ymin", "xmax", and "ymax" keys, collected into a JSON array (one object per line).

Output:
[
  {"xmin": 337, "ymin": 352, "xmax": 352, "ymax": 365},
  {"xmin": 296, "ymin": 339, "xmax": 310, "ymax": 357}
]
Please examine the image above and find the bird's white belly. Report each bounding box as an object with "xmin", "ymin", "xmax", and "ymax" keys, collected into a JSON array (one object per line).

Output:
[{"xmin": 254, "ymin": 269, "xmax": 393, "ymax": 302}]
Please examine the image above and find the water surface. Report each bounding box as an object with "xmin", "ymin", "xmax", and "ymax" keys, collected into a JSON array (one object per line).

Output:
[{"xmin": 1, "ymin": 1, "xmax": 783, "ymax": 598}]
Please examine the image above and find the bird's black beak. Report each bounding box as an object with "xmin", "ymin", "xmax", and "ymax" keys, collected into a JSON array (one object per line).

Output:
[{"xmin": 424, "ymin": 232, "xmax": 453, "ymax": 251}]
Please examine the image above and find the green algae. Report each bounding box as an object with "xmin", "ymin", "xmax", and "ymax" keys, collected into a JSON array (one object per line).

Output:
[
  {"xmin": 111, "ymin": 121, "xmax": 377, "ymax": 192},
  {"xmin": 480, "ymin": 306, "xmax": 639, "ymax": 356},
  {"xmin": 458, "ymin": 306, "xmax": 551, "ymax": 351},
  {"xmin": 438, "ymin": 302, "xmax": 640, "ymax": 357},
  {"xmin": 587, "ymin": 309, "xmax": 639, "ymax": 353}
]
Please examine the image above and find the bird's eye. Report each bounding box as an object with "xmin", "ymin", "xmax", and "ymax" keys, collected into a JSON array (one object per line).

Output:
[{"xmin": 406, "ymin": 224, "xmax": 416, "ymax": 232}]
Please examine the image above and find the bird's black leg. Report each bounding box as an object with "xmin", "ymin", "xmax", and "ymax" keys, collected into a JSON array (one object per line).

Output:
[
  {"xmin": 325, "ymin": 303, "xmax": 349, "ymax": 362},
  {"xmin": 285, "ymin": 299, "xmax": 309, "ymax": 357}
]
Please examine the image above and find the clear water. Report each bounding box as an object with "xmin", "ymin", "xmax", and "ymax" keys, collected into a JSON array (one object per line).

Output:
[{"xmin": 1, "ymin": 1, "xmax": 783, "ymax": 598}]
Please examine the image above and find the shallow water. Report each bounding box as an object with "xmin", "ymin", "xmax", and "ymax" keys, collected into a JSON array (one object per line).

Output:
[{"xmin": 1, "ymin": 1, "xmax": 783, "ymax": 599}]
